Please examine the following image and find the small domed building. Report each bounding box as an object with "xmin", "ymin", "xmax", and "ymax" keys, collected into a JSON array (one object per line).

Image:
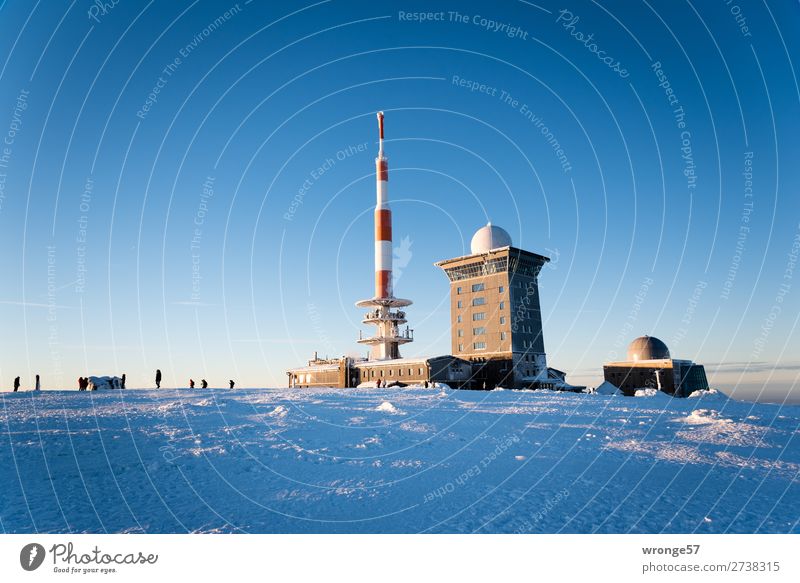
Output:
[{"xmin": 603, "ymin": 336, "xmax": 709, "ymax": 397}]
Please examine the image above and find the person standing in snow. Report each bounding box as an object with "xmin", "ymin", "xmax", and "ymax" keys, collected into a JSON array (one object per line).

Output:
[
  {"xmin": 229, "ymin": 380, "xmax": 234, "ymax": 389},
  {"xmin": 155, "ymin": 369, "xmax": 162, "ymax": 389},
  {"xmin": 13, "ymin": 376, "xmax": 20, "ymax": 392},
  {"xmin": 120, "ymin": 373, "xmax": 126, "ymax": 389},
  {"xmin": 35, "ymin": 375, "xmax": 40, "ymax": 391},
  {"xmin": 189, "ymin": 379, "xmax": 195, "ymax": 388},
  {"xmin": 201, "ymin": 379, "xmax": 208, "ymax": 389}
]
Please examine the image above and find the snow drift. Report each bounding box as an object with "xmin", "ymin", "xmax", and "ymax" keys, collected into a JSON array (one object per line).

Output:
[{"xmin": 1, "ymin": 387, "xmax": 798, "ymax": 534}]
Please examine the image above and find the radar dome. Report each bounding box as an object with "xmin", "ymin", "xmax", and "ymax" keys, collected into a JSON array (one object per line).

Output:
[
  {"xmin": 627, "ymin": 336, "xmax": 670, "ymax": 361},
  {"xmin": 470, "ymin": 223, "xmax": 512, "ymax": 254}
]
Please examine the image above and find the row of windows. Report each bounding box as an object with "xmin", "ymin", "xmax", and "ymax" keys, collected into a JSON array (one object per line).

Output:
[
  {"xmin": 361, "ymin": 367, "xmax": 425, "ymax": 378},
  {"xmin": 443, "ymin": 257, "xmax": 509, "ymax": 281},
  {"xmin": 456, "ymin": 332, "xmax": 508, "ymax": 352},
  {"xmin": 459, "ymin": 313, "xmax": 507, "ymax": 324},
  {"xmin": 456, "ymin": 283, "xmax": 505, "ymax": 294},
  {"xmin": 458, "ymin": 326, "xmax": 510, "ymax": 337},
  {"xmin": 457, "ymin": 300, "xmax": 505, "ymax": 309}
]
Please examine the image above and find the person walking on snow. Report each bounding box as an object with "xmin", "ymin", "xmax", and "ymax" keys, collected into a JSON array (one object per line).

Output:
[
  {"xmin": 13, "ymin": 376, "xmax": 20, "ymax": 392},
  {"xmin": 35, "ymin": 375, "xmax": 40, "ymax": 391},
  {"xmin": 189, "ymin": 379, "xmax": 195, "ymax": 388},
  {"xmin": 201, "ymin": 379, "xmax": 208, "ymax": 389},
  {"xmin": 229, "ymin": 380, "xmax": 235, "ymax": 389},
  {"xmin": 155, "ymin": 369, "xmax": 162, "ymax": 389},
  {"xmin": 120, "ymin": 373, "xmax": 126, "ymax": 389}
]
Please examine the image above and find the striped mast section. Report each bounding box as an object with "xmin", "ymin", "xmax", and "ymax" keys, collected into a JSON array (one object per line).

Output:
[{"xmin": 374, "ymin": 111, "xmax": 392, "ymax": 299}]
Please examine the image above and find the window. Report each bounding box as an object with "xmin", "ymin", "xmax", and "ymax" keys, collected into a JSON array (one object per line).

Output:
[
  {"xmin": 473, "ymin": 342, "xmax": 487, "ymax": 350},
  {"xmin": 371, "ymin": 370, "xmax": 375, "ymax": 377},
  {"xmin": 473, "ymin": 327, "xmax": 486, "ymax": 335},
  {"xmin": 418, "ymin": 368, "xmax": 423, "ymax": 375},
  {"xmin": 457, "ymin": 315, "xmax": 462, "ymax": 323},
  {"xmin": 471, "ymin": 283, "xmax": 485, "ymax": 292},
  {"xmin": 499, "ymin": 301, "xmax": 505, "ymax": 309},
  {"xmin": 500, "ymin": 316, "xmax": 506, "ymax": 325},
  {"xmin": 473, "ymin": 312, "xmax": 486, "ymax": 321},
  {"xmin": 457, "ymin": 286, "xmax": 462, "ymax": 294},
  {"xmin": 457, "ymin": 329, "xmax": 463, "ymax": 337},
  {"xmin": 499, "ymin": 286, "xmax": 505, "ymax": 293},
  {"xmin": 380, "ymin": 370, "xmax": 384, "ymax": 376},
  {"xmin": 501, "ymin": 332, "xmax": 506, "ymax": 340},
  {"xmin": 408, "ymin": 368, "xmax": 413, "ymax": 376},
  {"xmin": 457, "ymin": 300, "xmax": 463, "ymax": 308},
  {"xmin": 388, "ymin": 370, "xmax": 393, "ymax": 376},
  {"xmin": 458, "ymin": 343, "xmax": 464, "ymax": 352},
  {"xmin": 472, "ymin": 297, "xmax": 486, "ymax": 306},
  {"xmin": 399, "ymin": 369, "xmax": 403, "ymax": 376}
]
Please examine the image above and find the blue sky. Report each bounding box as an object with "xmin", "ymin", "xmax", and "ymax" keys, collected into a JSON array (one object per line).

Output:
[{"xmin": 0, "ymin": 0, "xmax": 797, "ymax": 401}]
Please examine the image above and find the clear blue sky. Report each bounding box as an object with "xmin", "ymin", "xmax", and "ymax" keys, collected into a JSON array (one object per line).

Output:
[{"xmin": 0, "ymin": 0, "xmax": 797, "ymax": 402}]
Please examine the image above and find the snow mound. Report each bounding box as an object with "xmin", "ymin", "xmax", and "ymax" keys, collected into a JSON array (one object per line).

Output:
[
  {"xmin": 595, "ymin": 381, "xmax": 623, "ymax": 396},
  {"xmin": 688, "ymin": 388, "xmax": 730, "ymax": 401},
  {"xmin": 680, "ymin": 409, "xmax": 731, "ymax": 425},
  {"xmin": 634, "ymin": 388, "xmax": 669, "ymax": 398},
  {"xmin": 376, "ymin": 401, "xmax": 400, "ymax": 414},
  {"xmin": 269, "ymin": 405, "xmax": 288, "ymax": 418}
]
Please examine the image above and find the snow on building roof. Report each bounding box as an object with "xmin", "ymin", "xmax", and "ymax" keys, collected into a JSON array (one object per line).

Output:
[
  {"xmin": 353, "ymin": 355, "xmax": 457, "ymax": 367},
  {"xmin": 286, "ymin": 363, "xmax": 340, "ymax": 373}
]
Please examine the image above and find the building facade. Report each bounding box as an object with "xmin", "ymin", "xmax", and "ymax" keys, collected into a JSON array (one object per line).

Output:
[
  {"xmin": 288, "ymin": 355, "xmax": 471, "ymax": 389},
  {"xmin": 603, "ymin": 336, "xmax": 709, "ymax": 397},
  {"xmin": 434, "ymin": 224, "xmax": 572, "ymax": 390}
]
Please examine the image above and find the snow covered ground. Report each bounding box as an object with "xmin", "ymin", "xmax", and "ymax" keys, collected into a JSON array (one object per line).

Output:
[{"xmin": 1, "ymin": 386, "xmax": 798, "ymax": 533}]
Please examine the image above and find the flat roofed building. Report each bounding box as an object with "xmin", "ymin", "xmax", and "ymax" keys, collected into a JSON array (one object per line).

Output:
[
  {"xmin": 288, "ymin": 355, "xmax": 471, "ymax": 388},
  {"xmin": 603, "ymin": 336, "xmax": 709, "ymax": 397},
  {"xmin": 354, "ymin": 355, "xmax": 471, "ymax": 387},
  {"xmin": 435, "ymin": 223, "xmax": 551, "ymax": 388}
]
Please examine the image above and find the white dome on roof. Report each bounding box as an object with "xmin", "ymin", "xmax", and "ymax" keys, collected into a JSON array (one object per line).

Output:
[
  {"xmin": 627, "ymin": 336, "xmax": 670, "ymax": 361},
  {"xmin": 470, "ymin": 223, "xmax": 512, "ymax": 254}
]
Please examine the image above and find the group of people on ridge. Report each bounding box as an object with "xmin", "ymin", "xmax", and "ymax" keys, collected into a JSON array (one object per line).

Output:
[
  {"xmin": 11, "ymin": 370, "xmax": 237, "ymax": 391},
  {"xmin": 11, "ymin": 375, "xmax": 41, "ymax": 392}
]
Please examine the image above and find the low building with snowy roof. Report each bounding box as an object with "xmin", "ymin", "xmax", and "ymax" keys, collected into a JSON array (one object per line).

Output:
[{"xmin": 602, "ymin": 336, "xmax": 709, "ymax": 397}]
